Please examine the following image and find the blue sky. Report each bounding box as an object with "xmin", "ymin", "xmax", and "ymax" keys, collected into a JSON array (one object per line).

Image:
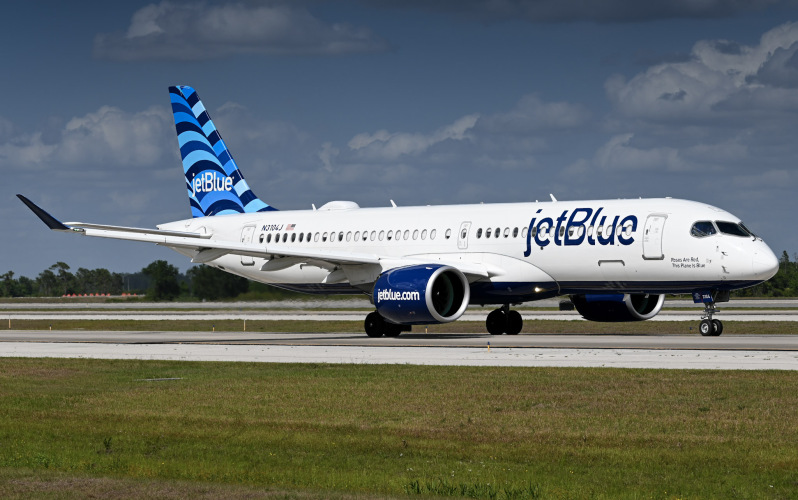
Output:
[{"xmin": 3, "ymin": 0, "xmax": 798, "ymax": 278}]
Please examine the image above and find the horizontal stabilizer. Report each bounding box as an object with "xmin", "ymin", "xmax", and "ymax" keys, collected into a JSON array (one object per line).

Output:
[{"xmin": 17, "ymin": 195, "xmax": 71, "ymax": 231}]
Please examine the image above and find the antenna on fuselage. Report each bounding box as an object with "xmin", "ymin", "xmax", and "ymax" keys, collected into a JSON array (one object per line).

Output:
[
  {"xmin": 312, "ymin": 204, "xmax": 317, "ymax": 211},
  {"xmin": 390, "ymin": 200, "xmax": 397, "ymax": 208},
  {"xmin": 550, "ymin": 194, "xmax": 557, "ymax": 202}
]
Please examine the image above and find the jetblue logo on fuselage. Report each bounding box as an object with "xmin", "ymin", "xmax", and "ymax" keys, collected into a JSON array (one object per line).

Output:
[
  {"xmin": 376, "ymin": 289, "xmax": 421, "ymax": 302},
  {"xmin": 192, "ymin": 172, "xmax": 234, "ymax": 196},
  {"xmin": 524, "ymin": 207, "xmax": 638, "ymax": 257}
]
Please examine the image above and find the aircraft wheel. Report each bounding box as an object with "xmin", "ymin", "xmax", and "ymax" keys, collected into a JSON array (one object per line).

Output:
[
  {"xmin": 505, "ymin": 310, "xmax": 523, "ymax": 335},
  {"xmin": 383, "ymin": 323, "xmax": 403, "ymax": 337},
  {"xmin": 486, "ymin": 309, "xmax": 506, "ymax": 335},
  {"xmin": 364, "ymin": 312, "xmax": 384, "ymax": 338},
  {"xmin": 712, "ymin": 319, "xmax": 723, "ymax": 336},
  {"xmin": 699, "ymin": 319, "xmax": 713, "ymax": 337}
]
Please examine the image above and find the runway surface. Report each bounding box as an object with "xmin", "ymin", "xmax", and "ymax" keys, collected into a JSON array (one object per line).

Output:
[
  {"xmin": 4, "ymin": 310, "xmax": 798, "ymax": 321},
  {"xmin": 3, "ymin": 330, "xmax": 798, "ymax": 370}
]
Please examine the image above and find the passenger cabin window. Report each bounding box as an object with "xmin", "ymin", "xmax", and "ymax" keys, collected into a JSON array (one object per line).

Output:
[
  {"xmin": 421, "ymin": 229, "xmax": 427, "ymax": 240},
  {"xmin": 503, "ymin": 228, "xmax": 509, "ymax": 238},
  {"xmin": 259, "ymin": 234, "xmax": 264, "ymax": 244},
  {"xmin": 282, "ymin": 233, "xmax": 288, "ymax": 243},
  {"xmin": 266, "ymin": 234, "xmax": 272, "ymax": 244},
  {"xmin": 404, "ymin": 230, "xmax": 410, "ymax": 240},
  {"xmin": 690, "ymin": 221, "xmax": 716, "ymax": 238},
  {"xmin": 430, "ymin": 229, "xmax": 436, "ymax": 240},
  {"xmin": 513, "ymin": 227, "xmax": 518, "ymax": 238},
  {"xmin": 716, "ymin": 221, "xmax": 751, "ymax": 237},
  {"xmin": 291, "ymin": 233, "xmax": 296, "ymax": 242},
  {"xmin": 445, "ymin": 229, "xmax": 451, "ymax": 239},
  {"xmin": 486, "ymin": 228, "xmax": 492, "ymax": 238},
  {"xmin": 387, "ymin": 230, "xmax": 393, "ymax": 240},
  {"xmin": 494, "ymin": 227, "xmax": 500, "ymax": 238},
  {"xmin": 476, "ymin": 228, "xmax": 482, "ymax": 238}
]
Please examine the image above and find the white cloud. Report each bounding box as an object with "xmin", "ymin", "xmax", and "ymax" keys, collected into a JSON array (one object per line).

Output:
[
  {"xmin": 595, "ymin": 133, "xmax": 687, "ymax": 171},
  {"xmin": 348, "ymin": 114, "xmax": 479, "ymax": 161},
  {"xmin": 0, "ymin": 106, "xmax": 174, "ymax": 172},
  {"xmin": 94, "ymin": 2, "xmax": 390, "ymax": 61},
  {"xmin": 477, "ymin": 94, "xmax": 590, "ymax": 134},
  {"xmin": 606, "ymin": 22, "xmax": 798, "ymax": 124}
]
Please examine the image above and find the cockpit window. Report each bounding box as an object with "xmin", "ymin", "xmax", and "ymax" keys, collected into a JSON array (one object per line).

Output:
[
  {"xmin": 690, "ymin": 221, "xmax": 716, "ymax": 238},
  {"xmin": 739, "ymin": 222, "xmax": 756, "ymax": 238},
  {"xmin": 716, "ymin": 221, "xmax": 750, "ymax": 237}
]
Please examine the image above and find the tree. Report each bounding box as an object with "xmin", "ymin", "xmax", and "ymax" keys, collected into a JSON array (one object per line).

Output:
[
  {"xmin": 1, "ymin": 271, "xmax": 16, "ymax": 297},
  {"xmin": 141, "ymin": 260, "xmax": 181, "ymax": 301},
  {"xmin": 187, "ymin": 265, "xmax": 249, "ymax": 300},
  {"xmin": 50, "ymin": 262, "xmax": 76, "ymax": 296},
  {"xmin": 36, "ymin": 269, "xmax": 57, "ymax": 296}
]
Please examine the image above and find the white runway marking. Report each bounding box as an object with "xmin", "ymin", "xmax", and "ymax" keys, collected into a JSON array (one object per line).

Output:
[{"xmin": 2, "ymin": 342, "xmax": 797, "ymax": 370}]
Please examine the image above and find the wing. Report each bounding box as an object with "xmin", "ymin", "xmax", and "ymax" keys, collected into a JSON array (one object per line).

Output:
[{"xmin": 17, "ymin": 195, "xmax": 491, "ymax": 279}]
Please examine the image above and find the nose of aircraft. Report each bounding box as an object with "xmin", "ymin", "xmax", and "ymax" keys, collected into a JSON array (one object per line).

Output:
[{"xmin": 752, "ymin": 245, "xmax": 779, "ymax": 280}]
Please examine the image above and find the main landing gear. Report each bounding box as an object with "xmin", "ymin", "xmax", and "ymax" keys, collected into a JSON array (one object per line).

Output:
[
  {"xmin": 486, "ymin": 304, "xmax": 523, "ymax": 335},
  {"xmin": 364, "ymin": 311, "xmax": 410, "ymax": 338},
  {"xmin": 698, "ymin": 301, "xmax": 723, "ymax": 337}
]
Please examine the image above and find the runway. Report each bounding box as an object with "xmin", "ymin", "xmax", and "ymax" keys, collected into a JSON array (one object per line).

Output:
[
  {"xmin": 4, "ymin": 310, "xmax": 798, "ymax": 322},
  {"xmin": 2, "ymin": 330, "xmax": 798, "ymax": 370}
]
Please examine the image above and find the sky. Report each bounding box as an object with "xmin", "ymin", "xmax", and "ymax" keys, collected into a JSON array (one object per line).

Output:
[{"xmin": 3, "ymin": 0, "xmax": 798, "ymax": 278}]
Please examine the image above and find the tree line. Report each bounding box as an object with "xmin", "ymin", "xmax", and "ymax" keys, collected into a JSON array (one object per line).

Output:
[
  {"xmin": 2, "ymin": 252, "xmax": 798, "ymax": 301},
  {"xmin": 0, "ymin": 261, "xmax": 302, "ymax": 301}
]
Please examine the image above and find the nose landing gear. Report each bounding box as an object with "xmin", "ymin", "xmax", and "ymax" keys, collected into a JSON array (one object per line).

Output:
[
  {"xmin": 486, "ymin": 304, "xmax": 523, "ymax": 335},
  {"xmin": 695, "ymin": 291, "xmax": 728, "ymax": 336}
]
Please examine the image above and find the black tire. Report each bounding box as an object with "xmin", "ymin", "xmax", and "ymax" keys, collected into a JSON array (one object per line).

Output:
[
  {"xmin": 699, "ymin": 319, "xmax": 713, "ymax": 336},
  {"xmin": 711, "ymin": 319, "xmax": 723, "ymax": 336},
  {"xmin": 486, "ymin": 309, "xmax": 507, "ymax": 335},
  {"xmin": 383, "ymin": 323, "xmax": 403, "ymax": 337},
  {"xmin": 364, "ymin": 312, "xmax": 384, "ymax": 338},
  {"xmin": 505, "ymin": 310, "xmax": 523, "ymax": 335}
]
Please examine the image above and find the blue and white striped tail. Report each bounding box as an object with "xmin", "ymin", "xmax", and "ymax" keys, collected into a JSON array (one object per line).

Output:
[{"xmin": 169, "ymin": 85, "xmax": 277, "ymax": 217}]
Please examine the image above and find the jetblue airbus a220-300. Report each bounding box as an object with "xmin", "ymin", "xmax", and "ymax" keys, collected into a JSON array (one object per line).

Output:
[{"xmin": 19, "ymin": 86, "xmax": 779, "ymax": 337}]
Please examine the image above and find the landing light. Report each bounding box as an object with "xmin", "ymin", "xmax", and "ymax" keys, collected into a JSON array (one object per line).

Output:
[{"xmin": 534, "ymin": 287, "xmax": 542, "ymax": 293}]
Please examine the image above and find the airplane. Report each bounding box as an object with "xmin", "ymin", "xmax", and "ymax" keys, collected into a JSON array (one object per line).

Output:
[{"xmin": 18, "ymin": 85, "xmax": 779, "ymax": 337}]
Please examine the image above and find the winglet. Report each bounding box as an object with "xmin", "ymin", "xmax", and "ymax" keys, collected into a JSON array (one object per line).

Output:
[{"xmin": 17, "ymin": 195, "xmax": 72, "ymax": 231}]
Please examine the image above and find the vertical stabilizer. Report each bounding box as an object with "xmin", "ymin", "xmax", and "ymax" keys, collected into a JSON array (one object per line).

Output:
[{"xmin": 169, "ymin": 85, "xmax": 277, "ymax": 217}]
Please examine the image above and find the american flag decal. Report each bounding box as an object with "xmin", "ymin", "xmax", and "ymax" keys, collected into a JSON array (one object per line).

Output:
[{"xmin": 286, "ymin": 224, "xmax": 296, "ymax": 230}]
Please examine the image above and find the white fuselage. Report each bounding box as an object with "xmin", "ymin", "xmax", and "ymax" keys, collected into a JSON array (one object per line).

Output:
[{"xmin": 160, "ymin": 197, "xmax": 778, "ymax": 304}]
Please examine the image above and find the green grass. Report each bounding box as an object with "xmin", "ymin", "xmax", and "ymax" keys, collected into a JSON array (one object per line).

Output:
[
  {"xmin": 4, "ymin": 318, "xmax": 798, "ymax": 334},
  {"xmin": 1, "ymin": 359, "xmax": 797, "ymax": 499}
]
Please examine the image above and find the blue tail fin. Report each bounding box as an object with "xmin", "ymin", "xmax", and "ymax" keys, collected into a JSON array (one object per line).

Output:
[{"xmin": 169, "ymin": 85, "xmax": 277, "ymax": 217}]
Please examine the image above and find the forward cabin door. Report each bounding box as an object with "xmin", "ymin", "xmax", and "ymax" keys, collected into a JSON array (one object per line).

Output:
[
  {"xmin": 240, "ymin": 224, "xmax": 256, "ymax": 266},
  {"xmin": 458, "ymin": 221, "xmax": 471, "ymax": 250},
  {"xmin": 642, "ymin": 214, "xmax": 667, "ymax": 260}
]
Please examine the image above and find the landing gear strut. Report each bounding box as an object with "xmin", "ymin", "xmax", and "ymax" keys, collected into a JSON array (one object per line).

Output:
[
  {"xmin": 364, "ymin": 311, "xmax": 409, "ymax": 338},
  {"xmin": 486, "ymin": 304, "xmax": 523, "ymax": 335},
  {"xmin": 699, "ymin": 301, "xmax": 723, "ymax": 337}
]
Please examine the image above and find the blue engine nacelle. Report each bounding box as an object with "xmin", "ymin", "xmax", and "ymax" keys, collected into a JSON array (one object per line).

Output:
[
  {"xmin": 570, "ymin": 293, "xmax": 665, "ymax": 322},
  {"xmin": 373, "ymin": 264, "xmax": 470, "ymax": 325}
]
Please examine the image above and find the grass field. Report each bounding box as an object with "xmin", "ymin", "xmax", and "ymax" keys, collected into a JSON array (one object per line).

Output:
[
  {"xmin": 4, "ymin": 318, "xmax": 798, "ymax": 335},
  {"xmin": 1, "ymin": 358, "xmax": 797, "ymax": 499}
]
